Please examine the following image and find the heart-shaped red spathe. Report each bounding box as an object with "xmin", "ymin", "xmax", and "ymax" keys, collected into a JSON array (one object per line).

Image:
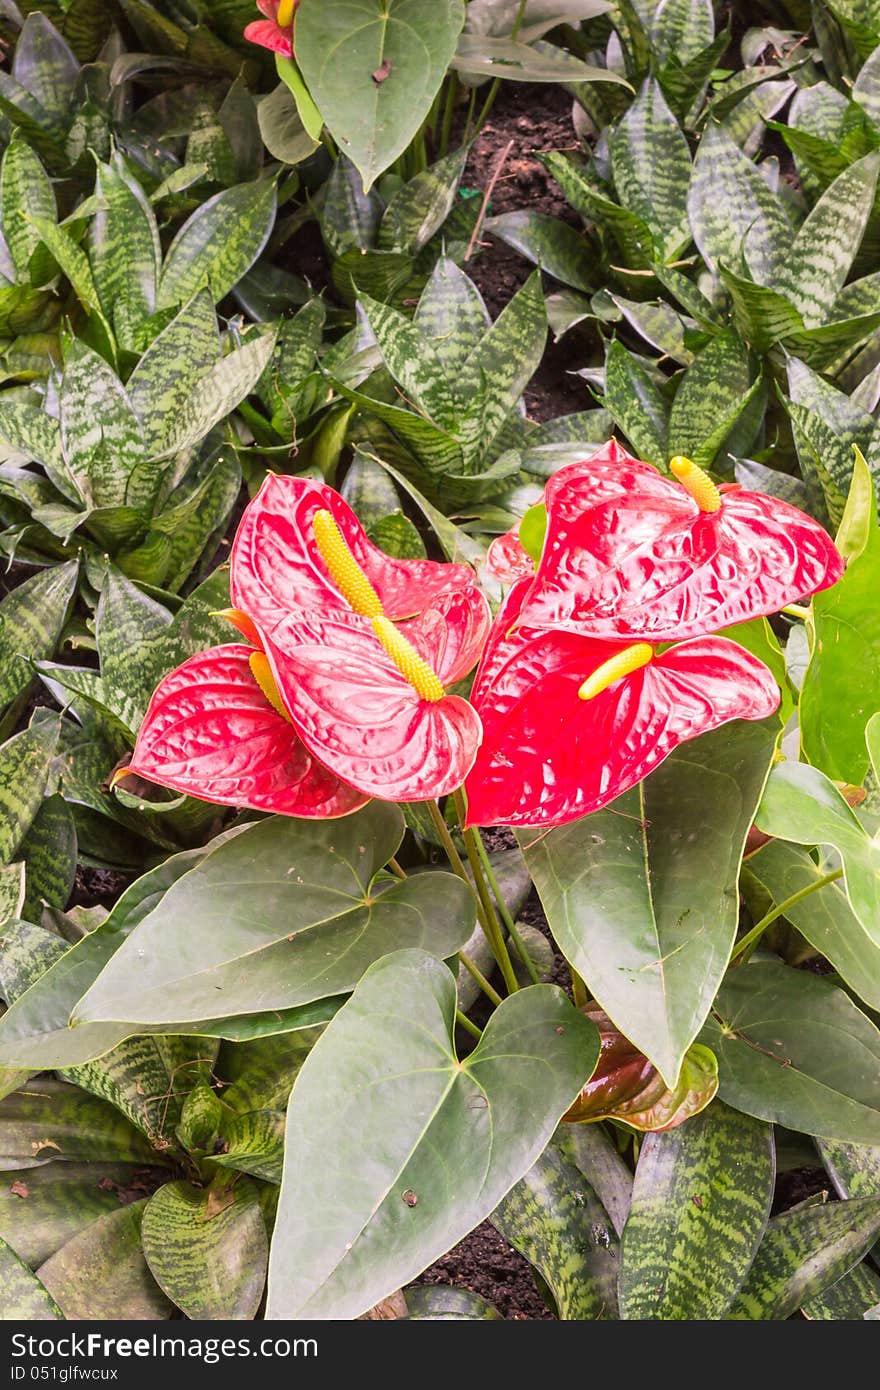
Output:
[
  {"xmin": 261, "ymin": 596, "xmax": 484, "ymax": 801},
  {"xmin": 507, "ymin": 441, "xmax": 843, "ymax": 640},
  {"xmin": 231, "ymin": 474, "xmax": 487, "ymax": 637},
  {"xmin": 243, "ymin": 0, "xmax": 296, "ymax": 55},
  {"xmin": 463, "ymin": 579, "xmax": 780, "ymax": 828},
  {"xmin": 127, "ymin": 645, "xmax": 367, "ymax": 818}
]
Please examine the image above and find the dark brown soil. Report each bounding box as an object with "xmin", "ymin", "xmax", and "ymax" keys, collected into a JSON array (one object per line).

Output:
[
  {"xmin": 771, "ymin": 1167, "xmax": 831, "ymax": 1216},
  {"xmin": 70, "ymin": 865, "xmax": 133, "ymax": 910},
  {"xmin": 418, "ymin": 1219, "xmax": 553, "ymax": 1320}
]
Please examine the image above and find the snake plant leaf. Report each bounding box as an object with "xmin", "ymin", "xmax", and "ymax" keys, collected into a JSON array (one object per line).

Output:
[
  {"xmin": 776, "ymin": 152, "xmax": 880, "ymax": 328},
  {"xmin": 12, "ymin": 12, "xmax": 79, "ymax": 128},
  {"xmin": 486, "ymin": 211, "xmax": 596, "ymax": 293},
  {"xmin": 72, "ymin": 807, "xmax": 476, "ymax": 1026},
  {"xmin": 786, "ymin": 356, "xmax": 878, "ymax": 501},
  {"xmin": 619, "ymin": 1102, "xmax": 774, "ymax": 1319},
  {"xmin": 0, "ymin": 715, "xmax": 60, "ymax": 867},
  {"xmin": 321, "ymin": 155, "xmax": 384, "ymax": 258},
  {"xmin": 0, "ymin": 134, "xmax": 57, "ymax": 285},
  {"xmin": 0, "ymin": 862, "xmax": 24, "ymax": 922},
  {"xmin": 0, "ymin": 1078, "xmax": 156, "ymax": 1170},
  {"xmin": 601, "ymin": 339, "xmax": 669, "ymax": 467},
  {"xmin": 667, "ymin": 328, "xmax": 758, "ymax": 467},
  {"xmin": 90, "ymin": 155, "xmax": 161, "ymax": 342},
  {"xmin": 36, "ymin": 1198, "xmax": 172, "ymax": 1320},
  {"xmin": 818, "ymin": 1137, "xmax": 880, "ymax": 1200},
  {"xmin": 18, "ymin": 795, "xmax": 77, "ymax": 923},
  {"xmin": 156, "ymin": 178, "xmax": 277, "ymax": 309},
  {"xmin": 358, "ymin": 293, "xmax": 462, "ymax": 430},
  {"xmin": 556, "ymin": 1124, "xmax": 633, "ymax": 1238},
  {"xmin": 744, "ymin": 841, "xmax": 880, "ymax": 1011},
  {"xmin": 125, "ymin": 288, "xmax": 220, "ymax": 456},
  {"xmin": 266, "ymin": 950, "xmax": 598, "ymax": 1319},
  {"xmin": 728, "ymin": 1195, "xmax": 880, "ymax": 1319},
  {"xmin": 521, "ymin": 718, "xmax": 776, "ymax": 1088},
  {"xmin": 802, "ymin": 1260, "xmax": 880, "ymax": 1319},
  {"xmin": 378, "ymin": 147, "xmax": 468, "ymax": 255},
  {"xmin": 717, "ymin": 262, "xmax": 805, "ymax": 352},
  {"xmin": 0, "ymin": 559, "xmax": 78, "ymax": 711},
  {"xmin": 296, "ymin": 0, "xmax": 466, "ymax": 191},
  {"xmin": 0, "ymin": 1235, "xmax": 63, "ymax": 1318},
  {"xmin": 95, "ymin": 567, "xmax": 172, "ymax": 731},
  {"xmin": 141, "ymin": 1176, "xmax": 268, "ymax": 1320},
  {"xmin": 453, "ymin": 33, "xmax": 627, "ymax": 85},
  {"xmin": 30, "ymin": 216, "xmax": 114, "ymax": 357},
  {"xmin": 756, "ymin": 730, "xmax": 880, "ymax": 939},
  {"xmin": 604, "ymin": 293, "xmax": 693, "ymax": 364},
  {"xmin": 688, "ymin": 122, "xmax": 789, "ymax": 282},
  {"xmin": 651, "ymin": 0, "xmax": 715, "ymax": 65},
  {"xmin": 404, "ymin": 1285, "xmax": 502, "ymax": 1319},
  {"xmin": 610, "ymin": 78, "xmax": 691, "ymax": 262},
  {"xmin": 540, "ymin": 150, "xmax": 655, "ymax": 268},
  {"xmin": 459, "ymin": 270, "xmax": 547, "ymax": 462},
  {"xmin": 701, "ymin": 962, "xmax": 880, "ymax": 1143},
  {"xmin": 491, "ymin": 1136, "xmax": 620, "ymax": 1319},
  {"xmin": 800, "ymin": 464, "xmax": 880, "ymax": 784},
  {"xmin": 0, "ymin": 1159, "xmax": 160, "ymax": 1267},
  {"xmin": 59, "ymin": 343, "xmax": 146, "ymax": 509},
  {"xmin": 153, "ymin": 327, "xmax": 276, "ymax": 462}
]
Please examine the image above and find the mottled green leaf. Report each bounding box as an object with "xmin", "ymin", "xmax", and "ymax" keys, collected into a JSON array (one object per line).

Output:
[
  {"xmin": 266, "ymin": 950, "xmax": 598, "ymax": 1319},
  {"xmin": 519, "ymin": 719, "xmax": 778, "ymax": 1086},
  {"xmin": 0, "ymin": 717, "xmax": 59, "ymax": 866},
  {"xmin": 0, "ymin": 1234, "xmax": 63, "ymax": 1318},
  {"xmin": 688, "ymin": 123, "xmax": 789, "ymax": 282},
  {"xmin": 157, "ymin": 180, "xmax": 277, "ymax": 310},
  {"xmin": 0, "ymin": 560, "xmax": 78, "ymax": 710},
  {"xmin": 126, "ymin": 289, "xmax": 220, "ymax": 456},
  {"xmin": 601, "ymin": 339, "xmax": 668, "ymax": 466},
  {"xmin": 667, "ymin": 329, "xmax": 757, "ymax": 467},
  {"xmin": 610, "ymin": 78, "xmax": 691, "ymax": 262},
  {"xmin": 0, "ymin": 1078, "xmax": 155, "ymax": 1170},
  {"xmin": 491, "ymin": 1137, "xmax": 620, "ymax": 1319},
  {"xmin": 0, "ymin": 1160, "xmax": 157, "ymax": 1267},
  {"xmin": 404, "ymin": 1284, "xmax": 501, "ymax": 1319},
  {"xmin": 702, "ymin": 962, "xmax": 880, "ymax": 1144},
  {"xmin": 19, "ymin": 796, "xmax": 77, "ymax": 922},
  {"xmin": 459, "ymin": 270, "xmax": 546, "ymax": 462},
  {"xmin": 718, "ymin": 262, "xmax": 805, "ymax": 352},
  {"xmin": 379, "ymin": 147, "xmax": 468, "ymax": 255},
  {"xmin": 90, "ymin": 155, "xmax": 160, "ymax": 341},
  {"xmin": 59, "ymin": 344, "xmax": 146, "ymax": 508},
  {"xmin": 540, "ymin": 150, "xmax": 655, "ymax": 267},
  {"xmin": 142, "ymin": 1176, "xmax": 267, "ymax": 1320},
  {"xmin": 803, "ymin": 1259, "xmax": 880, "ymax": 1319},
  {"xmin": 359, "ymin": 293, "xmax": 461, "ymax": 430},
  {"xmin": 486, "ymin": 211, "xmax": 595, "ymax": 292},
  {"xmin": 1, "ymin": 135, "xmax": 56, "ymax": 284},
  {"xmin": 729, "ymin": 1195, "xmax": 880, "ymax": 1319},
  {"xmin": 619, "ymin": 1102, "xmax": 774, "ymax": 1319}
]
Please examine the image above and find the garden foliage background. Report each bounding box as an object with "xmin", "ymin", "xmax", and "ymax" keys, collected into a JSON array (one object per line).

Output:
[{"xmin": 0, "ymin": 0, "xmax": 879, "ymax": 1322}]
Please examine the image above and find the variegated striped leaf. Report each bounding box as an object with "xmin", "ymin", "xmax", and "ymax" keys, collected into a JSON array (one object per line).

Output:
[
  {"xmin": 610, "ymin": 77, "xmax": 692, "ymax": 262},
  {"xmin": 0, "ymin": 1235, "xmax": 63, "ymax": 1318},
  {"xmin": 157, "ymin": 179, "xmax": 277, "ymax": 310},
  {"xmin": 688, "ymin": 123, "xmax": 790, "ymax": 283},
  {"xmin": 601, "ymin": 339, "xmax": 669, "ymax": 467},
  {"xmin": 0, "ymin": 559, "xmax": 78, "ymax": 711}
]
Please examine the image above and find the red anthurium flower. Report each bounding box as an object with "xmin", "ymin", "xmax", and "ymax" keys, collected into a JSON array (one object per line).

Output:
[
  {"xmin": 244, "ymin": 0, "xmax": 296, "ymax": 56},
  {"xmin": 228, "ymin": 475, "xmax": 489, "ymax": 802},
  {"xmin": 516, "ymin": 441, "xmax": 843, "ymax": 641},
  {"xmin": 125, "ymin": 645, "xmax": 367, "ymax": 818},
  {"xmin": 464, "ymin": 578, "xmax": 779, "ymax": 828}
]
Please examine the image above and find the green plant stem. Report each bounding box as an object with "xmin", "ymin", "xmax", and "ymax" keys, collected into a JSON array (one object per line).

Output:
[
  {"xmin": 462, "ymin": 85, "xmax": 478, "ymax": 143},
  {"xmin": 730, "ymin": 868, "xmax": 844, "ymax": 965},
  {"xmin": 456, "ymin": 1009, "xmax": 483, "ymax": 1041},
  {"xmin": 426, "ymin": 796, "xmax": 469, "ymax": 882},
  {"xmin": 570, "ymin": 968, "xmax": 589, "ymax": 1010},
  {"xmin": 472, "ymin": 830, "xmax": 541, "ymax": 985},
  {"xmin": 458, "ymin": 950, "xmax": 503, "ymax": 1007},
  {"xmin": 472, "ymin": 0, "xmax": 529, "ymax": 136},
  {"xmin": 783, "ymin": 603, "xmax": 811, "ymax": 620},
  {"xmin": 388, "ymin": 856, "xmax": 407, "ymax": 881},
  {"xmin": 453, "ymin": 791, "xmax": 521, "ymax": 995}
]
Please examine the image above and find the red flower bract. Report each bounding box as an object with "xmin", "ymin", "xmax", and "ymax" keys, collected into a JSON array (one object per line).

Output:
[
  {"xmin": 514, "ymin": 441, "xmax": 843, "ymax": 641},
  {"xmin": 127, "ymin": 645, "xmax": 367, "ymax": 818},
  {"xmin": 244, "ymin": 0, "xmax": 296, "ymax": 56},
  {"xmin": 464, "ymin": 578, "xmax": 780, "ymax": 828},
  {"xmin": 231, "ymin": 475, "xmax": 488, "ymax": 802}
]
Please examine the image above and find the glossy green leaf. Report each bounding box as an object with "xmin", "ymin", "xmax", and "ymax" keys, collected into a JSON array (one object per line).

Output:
[
  {"xmin": 157, "ymin": 180, "xmax": 277, "ymax": 310},
  {"xmin": 688, "ymin": 123, "xmax": 789, "ymax": 282},
  {"xmin": 819, "ymin": 1136, "xmax": 880, "ymax": 1200},
  {"xmin": 519, "ymin": 719, "xmax": 777, "ymax": 1086},
  {"xmin": 36, "ymin": 1198, "xmax": 172, "ymax": 1320},
  {"xmin": 745, "ymin": 841, "xmax": 880, "ymax": 1010},
  {"xmin": 606, "ymin": 294, "xmax": 693, "ymax": 364},
  {"xmin": 800, "ymin": 458, "xmax": 880, "ymax": 784},
  {"xmin": 0, "ymin": 1235, "xmax": 63, "ymax": 1319},
  {"xmin": 0, "ymin": 560, "xmax": 78, "ymax": 710},
  {"xmin": 491, "ymin": 1136, "xmax": 620, "ymax": 1319},
  {"xmin": 619, "ymin": 1102, "xmax": 774, "ymax": 1319},
  {"xmin": 404, "ymin": 1284, "xmax": 502, "ymax": 1319},
  {"xmin": 296, "ymin": 0, "xmax": 466, "ymax": 191},
  {"xmin": 266, "ymin": 950, "xmax": 598, "ymax": 1319},
  {"xmin": 702, "ymin": 962, "xmax": 880, "ymax": 1143},
  {"xmin": 601, "ymin": 339, "xmax": 668, "ymax": 467},
  {"xmin": 802, "ymin": 1260, "xmax": 880, "ymax": 1319},
  {"xmin": 610, "ymin": 78, "xmax": 691, "ymax": 262},
  {"xmin": 73, "ymin": 806, "xmax": 475, "ymax": 1026},
  {"xmin": 256, "ymin": 82, "xmax": 320, "ymax": 166},
  {"xmin": 755, "ymin": 743, "xmax": 880, "ymax": 944},
  {"xmin": 453, "ymin": 34, "xmax": 627, "ymax": 86},
  {"xmin": 728, "ymin": 1195, "xmax": 880, "ymax": 1319},
  {"xmin": 141, "ymin": 1176, "xmax": 268, "ymax": 1320},
  {"xmin": 275, "ymin": 53, "xmax": 324, "ymax": 141}
]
